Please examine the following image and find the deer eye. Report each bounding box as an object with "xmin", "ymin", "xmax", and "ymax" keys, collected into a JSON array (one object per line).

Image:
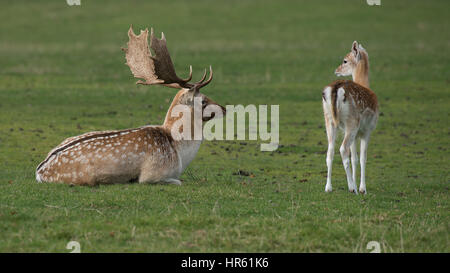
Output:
[{"xmin": 343, "ymin": 60, "xmax": 347, "ymax": 64}]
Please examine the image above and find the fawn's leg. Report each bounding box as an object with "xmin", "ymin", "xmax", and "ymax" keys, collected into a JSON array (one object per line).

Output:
[
  {"xmin": 324, "ymin": 117, "xmax": 337, "ymax": 192},
  {"xmin": 359, "ymin": 133, "xmax": 371, "ymax": 194},
  {"xmin": 350, "ymin": 140, "xmax": 359, "ymax": 190},
  {"xmin": 340, "ymin": 128, "xmax": 358, "ymax": 193}
]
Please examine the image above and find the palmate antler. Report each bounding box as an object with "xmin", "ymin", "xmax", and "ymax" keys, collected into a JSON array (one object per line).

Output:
[{"xmin": 122, "ymin": 26, "xmax": 212, "ymax": 90}]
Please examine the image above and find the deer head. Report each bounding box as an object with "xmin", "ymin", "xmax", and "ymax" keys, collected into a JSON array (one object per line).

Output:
[
  {"xmin": 123, "ymin": 26, "xmax": 226, "ymax": 140},
  {"xmin": 335, "ymin": 41, "xmax": 369, "ymax": 88}
]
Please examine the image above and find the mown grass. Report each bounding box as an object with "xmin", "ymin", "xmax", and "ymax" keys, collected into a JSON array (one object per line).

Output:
[{"xmin": 0, "ymin": 0, "xmax": 448, "ymax": 252}]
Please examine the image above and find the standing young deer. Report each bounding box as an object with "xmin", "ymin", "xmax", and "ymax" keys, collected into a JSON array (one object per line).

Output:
[
  {"xmin": 322, "ymin": 41, "xmax": 378, "ymax": 194},
  {"xmin": 35, "ymin": 26, "xmax": 225, "ymax": 186}
]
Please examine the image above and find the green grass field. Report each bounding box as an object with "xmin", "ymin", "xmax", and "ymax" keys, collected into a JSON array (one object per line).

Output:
[{"xmin": 0, "ymin": 0, "xmax": 448, "ymax": 252}]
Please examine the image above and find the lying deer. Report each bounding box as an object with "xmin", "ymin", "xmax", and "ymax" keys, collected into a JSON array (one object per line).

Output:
[
  {"xmin": 36, "ymin": 26, "xmax": 225, "ymax": 186},
  {"xmin": 322, "ymin": 41, "xmax": 379, "ymax": 194}
]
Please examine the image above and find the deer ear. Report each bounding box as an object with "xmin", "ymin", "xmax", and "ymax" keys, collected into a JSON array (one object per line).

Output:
[{"xmin": 352, "ymin": 41, "xmax": 360, "ymax": 60}]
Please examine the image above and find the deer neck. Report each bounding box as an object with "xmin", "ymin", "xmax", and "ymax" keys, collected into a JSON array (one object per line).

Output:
[
  {"xmin": 352, "ymin": 51, "xmax": 370, "ymax": 88},
  {"xmin": 162, "ymin": 95, "xmax": 203, "ymax": 172},
  {"xmin": 163, "ymin": 98, "xmax": 203, "ymax": 141}
]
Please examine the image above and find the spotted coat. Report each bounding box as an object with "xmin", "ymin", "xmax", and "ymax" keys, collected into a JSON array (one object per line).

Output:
[{"xmin": 36, "ymin": 126, "xmax": 180, "ymax": 185}]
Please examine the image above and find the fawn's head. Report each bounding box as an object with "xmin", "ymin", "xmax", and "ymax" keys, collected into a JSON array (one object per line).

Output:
[
  {"xmin": 123, "ymin": 26, "xmax": 226, "ymax": 130},
  {"xmin": 335, "ymin": 41, "xmax": 368, "ymax": 77}
]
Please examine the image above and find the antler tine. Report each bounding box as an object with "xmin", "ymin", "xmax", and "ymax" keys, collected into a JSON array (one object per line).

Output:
[
  {"xmin": 196, "ymin": 66, "xmax": 213, "ymax": 89},
  {"xmin": 192, "ymin": 68, "xmax": 207, "ymax": 86},
  {"xmin": 182, "ymin": 65, "xmax": 193, "ymax": 82}
]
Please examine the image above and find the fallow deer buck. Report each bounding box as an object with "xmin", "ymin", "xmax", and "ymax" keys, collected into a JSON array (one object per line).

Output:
[
  {"xmin": 36, "ymin": 26, "xmax": 225, "ymax": 186},
  {"xmin": 322, "ymin": 41, "xmax": 378, "ymax": 194}
]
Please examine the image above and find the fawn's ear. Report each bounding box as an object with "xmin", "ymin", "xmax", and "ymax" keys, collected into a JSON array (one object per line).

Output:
[{"xmin": 351, "ymin": 41, "xmax": 361, "ymax": 61}]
